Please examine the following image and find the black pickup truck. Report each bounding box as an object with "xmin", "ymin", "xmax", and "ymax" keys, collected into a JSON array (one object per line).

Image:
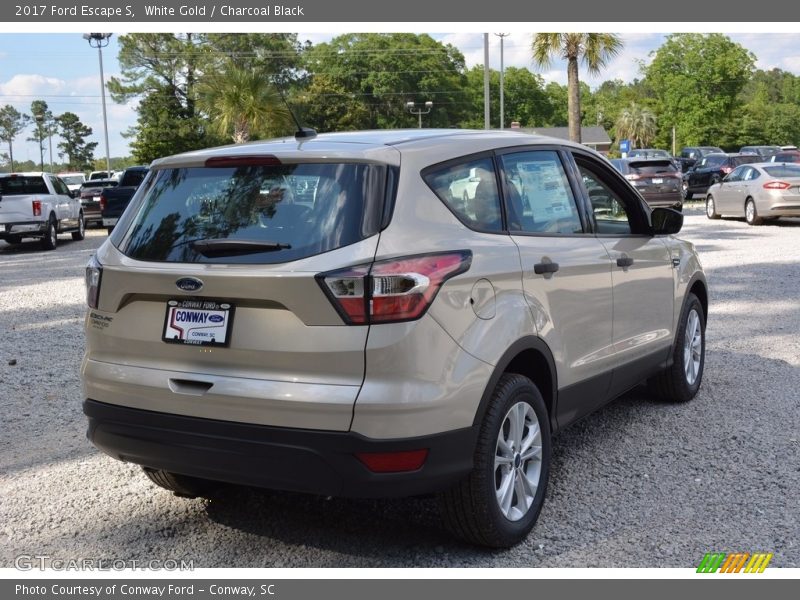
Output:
[{"xmin": 100, "ymin": 166, "xmax": 148, "ymax": 233}]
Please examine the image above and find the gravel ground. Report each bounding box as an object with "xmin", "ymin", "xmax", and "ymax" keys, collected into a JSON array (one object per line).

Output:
[{"xmin": 1, "ymin": 211, "xmax": 799, "ymax": 568}]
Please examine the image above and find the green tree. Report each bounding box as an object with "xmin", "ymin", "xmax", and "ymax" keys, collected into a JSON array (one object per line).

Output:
[
  {"xmin": 645, "ymin": 34, "xmax": 755, "ymax": 149},
  {"xmin": 531, "ymin": 33, "xmax": 623, "ymax": 143},
  {"xmin": 303, "ymin": 33, "xmax": 468, "ymax": 131},
  {"xmin": 197, "ymin": 62, "xmax": 292, "ymax": 143},
  {"xmin": 461, "ymin": 66, "xmax": 551, "ymax": 129},
  {"xmin": 27, "ymin": 100, "xmax": 52, "ymax": 170},
  {"xmin": 202, "ymin": 34, "xmax": 304, "ymax": 86},
  {"xmin": 56, "ymin": 112, "xmax": 97, "ymax": 170},
  {"xmin": 0, "ymin": 105, "xmax": 30, "ymax": 171},
  {"xmin": 615, "ymin": 103, "xmax": 658, "ymax": 149},
  {"xmin": 109, "ymin": 33, "xmax": 206, "ymax": 158}
]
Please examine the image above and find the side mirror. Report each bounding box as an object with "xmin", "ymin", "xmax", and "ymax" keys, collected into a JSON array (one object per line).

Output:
[{"xmin": 651, "ymin": 207, "xmax": 683, "ymax": 235}]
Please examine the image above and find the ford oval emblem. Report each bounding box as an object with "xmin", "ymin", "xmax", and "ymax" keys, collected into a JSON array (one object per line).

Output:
[
  {"xmin": 176, "ymin": 277, "xmax": 204, "ymax": 292},
  {"xmin": 208, "ymin": 315, "xmax": 224, "ymax": 323}
]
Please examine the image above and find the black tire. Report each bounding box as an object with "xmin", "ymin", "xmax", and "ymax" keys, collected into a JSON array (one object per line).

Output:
[
  {"xmin": 41, "ymin": 215, "xmax": 57, "ymax": 250},
  {"xmin": 106, "ymin": 226, "xmax": 114, "ymax": 235},
  {"xmin": 439, "ymin": 373, "xmax": 551, "ymax": 548},
  {"xmin": 706, "ymin": 195, "xmax": 720, "ymax": 219},
  {"xmin": 745, "ymin": 198, "xmax": 763, "ymax": 225},
  {"xmin": 142, "ymin": 467, "xmax": 216, "ymax": 498},
  {"xmin": 648, "ymin": 293, "xmax": 705, "ymax": 402},
  {"xmin": 71, "ymin": 212, "xmax": 85, "ymax": 241}
]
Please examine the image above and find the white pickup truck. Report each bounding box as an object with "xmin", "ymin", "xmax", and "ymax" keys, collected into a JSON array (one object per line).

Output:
[{"xmin": 0, "ymin": 172, "xmax": 85, "ymax": 250}]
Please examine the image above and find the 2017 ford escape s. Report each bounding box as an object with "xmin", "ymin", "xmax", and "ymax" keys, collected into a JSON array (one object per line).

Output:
[{"xmin": 82, "ymin": 130, "xmax": 707, "ymax": 548}]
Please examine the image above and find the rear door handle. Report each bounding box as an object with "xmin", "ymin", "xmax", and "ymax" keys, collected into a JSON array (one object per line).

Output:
[
  {"xmin": 534, "ymin": 262, "xmax": 560, "ymax": 275},
  {"xmin": 616, "ymin": 257, "xmax": 634, "ymax": 268}
]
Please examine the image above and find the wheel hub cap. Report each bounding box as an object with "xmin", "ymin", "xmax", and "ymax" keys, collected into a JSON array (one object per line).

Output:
[
  {"xmin": 494, "ymin": 401, "xmax": 542, "ymax": 522},
  {"xmin": 683, "ymin": 309, "xmax": 702, "ymax": 385}
]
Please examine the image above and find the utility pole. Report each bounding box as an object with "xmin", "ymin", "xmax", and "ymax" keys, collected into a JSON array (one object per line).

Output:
[
  {"xmin": 483, "ymin": 33, "xmax": 490, "ymax": 129},
  {"xmin": 495, "ymin": 34, "xmax": 509, "ymax": 130},
  {"xmin": 84, "ymin": 33, "xmax": 112, "ymax": 175}
]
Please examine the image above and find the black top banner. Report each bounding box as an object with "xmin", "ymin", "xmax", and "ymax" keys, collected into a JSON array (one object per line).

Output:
[{"xmin": 3, "ymin": 0, "xmax": 800, "ymax": 22}]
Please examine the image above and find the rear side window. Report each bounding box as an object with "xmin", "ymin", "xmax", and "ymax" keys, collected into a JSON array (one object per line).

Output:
[
  {"xmin": 0, "ymin": 176, "xmax": 48, "ymax": 195},
  {"xmin": 423, "ymin": 157, "xmax": 503, "ymax": 233},
  {"xmin": 116, "ymin": 163, "xmax": 386, "ymax": 264}
]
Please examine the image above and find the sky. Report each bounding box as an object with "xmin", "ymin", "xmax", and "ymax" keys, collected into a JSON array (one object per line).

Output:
[{"xmin": 3, "ymin": 31, "xmax": 800, "ymax": 164}]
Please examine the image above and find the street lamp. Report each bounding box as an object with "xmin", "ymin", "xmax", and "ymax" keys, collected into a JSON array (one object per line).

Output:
[
  {"xmin": 83, "ymin": 33, "xmax": 112, "ymax": 176},
  {"xmin": 495, "ymin": 33, "xmax": 509, "ymax": 129},
  {"xmin": 406, "ymin": 101, "xmax": 433, "ymax": 128}
]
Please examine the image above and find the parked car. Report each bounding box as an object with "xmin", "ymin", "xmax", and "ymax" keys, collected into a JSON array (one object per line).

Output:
[
  {"xmin": 82, "ymin": 129, "xmax": 707, "ymax": 548},
  {"xmin": 99, "ymin": 166, "xmax": 149, "ymax": 232},
  {"xmin": 739, "ymin": 145, "xmax": 781, "ymax": 160},
  {"xmin": 769, "ymin": 150, "xmax": 800, "ymax": 163},
  {"xmin": 705, "ymin": 162, "xmax": 800, "ymax": 225},
  {"xmin": 676, "ymin": 146, "xmax": 725, "ymax": 173},
  {"xmin": 78, "ymin": 179, "xmax": 118, "ymax": 226},
  {"xmin": 609, "ymin": 157, "xmax": 683, "ymax": 210},
  {"xmin": 88, "ymin": 170, "xmax": 115, "ymax": 181},
  {"xmin": 0, "ymin": 172, "xmax": 84, "ymax": 249},
  {"xmin": 682, "ymin": 153, "xmax": 760, "ymax": 199},
  {"xmin": 780, "ymin": 145, "xmax": 798, "ymax": 151},
  {"xmin": 57, "ymin": 171, "xmax": 86, "ymax": 197}
]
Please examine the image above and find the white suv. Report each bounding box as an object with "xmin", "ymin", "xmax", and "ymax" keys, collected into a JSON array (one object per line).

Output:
[{"xmin": 82, "ymin": 130, "xmax": 707, "ymax": 547}]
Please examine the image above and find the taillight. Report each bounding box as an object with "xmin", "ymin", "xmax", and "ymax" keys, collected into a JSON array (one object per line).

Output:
[
  {"xmin": 85, "ymin": 255, "xmax": 103, "ymax": 309},
  {"xmin": 99, "ymin": 194, "xmax": 107, "ymax": 211},
  {"xmin": 763, "ymin": 180, "xmax": 791, "ymax": 190},
  {"xmin": 317, "ymin": 251, "xmax": 472, "ymax": 325},
  {"xmin": 32, "ymin": 200, "xmax": 41, "ymax": 217},
  {"xmin": 721, "ymin": 166, "xmax": 733, "ymax": 174}
]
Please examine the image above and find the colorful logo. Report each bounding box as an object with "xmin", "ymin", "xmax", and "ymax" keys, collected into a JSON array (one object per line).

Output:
[{"xmin": 697, "ymin": 552, "xmax": 773, "ymax": 573}]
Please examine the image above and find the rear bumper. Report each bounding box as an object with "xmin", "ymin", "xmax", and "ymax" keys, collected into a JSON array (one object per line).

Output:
[
  {"xmin": 1, "ymin": 220, "xmax": 47, "ymax": 237},
  {"xmin": 641, "ymin": 191, "xmax": 683, "ymax": 208},
  {"xmin": 83, "ymin": 399, "xmax": 476, "ymax": 498}
]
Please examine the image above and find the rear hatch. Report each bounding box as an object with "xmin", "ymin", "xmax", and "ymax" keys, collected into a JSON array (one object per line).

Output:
[
  {"xmin": 86, "ymin": 156, "xmax": 393, "ymax": 430},
  {"xmin": 624, "ymin": 160, "xmax": 681, "ymax": 196}
]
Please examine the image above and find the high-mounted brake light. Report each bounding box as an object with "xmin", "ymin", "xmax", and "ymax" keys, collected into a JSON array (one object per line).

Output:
[
  {"xmin": 763, "ymin": 180, "xmax": 791, "ymax": 190},
  {"xmin": 32, "ymin": 200, "xmax": 41, "ymax": 217},
  {"xmin": 317, "ymin": 251, "xmax": 472, "ymax": 325},
  {"xmin": 204, "ymin": 155, "xmax": 282, "ymax": 168}
]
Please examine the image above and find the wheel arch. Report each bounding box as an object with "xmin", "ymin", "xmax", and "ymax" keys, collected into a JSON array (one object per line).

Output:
[{"xmin": 472, "ymin": 336, "xmax": 558, "ymax": 435}]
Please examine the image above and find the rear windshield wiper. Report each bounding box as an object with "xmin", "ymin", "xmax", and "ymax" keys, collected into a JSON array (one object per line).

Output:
[{"xmin": 189, "ymin": 239, "xmax": 291, "ymax": 256}]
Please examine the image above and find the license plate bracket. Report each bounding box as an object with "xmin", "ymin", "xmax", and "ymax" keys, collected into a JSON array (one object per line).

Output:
[{"xmin": 162, "ymin": 299, "xmax": 234, "ymax": 347}]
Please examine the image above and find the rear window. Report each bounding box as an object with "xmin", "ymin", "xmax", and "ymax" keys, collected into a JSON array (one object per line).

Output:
[
  {"xmin": 0, "ymin": 176, "xmax": 48, "ymax": 195},
  {"xmin": 115, "ymin": 163, "xmax": 387, "ymax": 264},
  {"xmin": 627, "ymin": 160, "xmax": 678, "ymax": 175},
  {"xmin": 764, "ymin": 165, "xmax": 800, "ymax": 178},
  {"xmin": 731, "ymin": 156, "xmax": 759, "ymax": 167},
  {"xmin": 121, "ymin": 170, "xmax": 147, "ymax": 187},
  {"xmin": 61, "ymin": 175, "xmax": 85, "ymax": 185}
]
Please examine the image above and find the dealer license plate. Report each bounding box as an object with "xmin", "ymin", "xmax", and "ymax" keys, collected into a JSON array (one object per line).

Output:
[
  {"xmin": 651, "ymin": 178, "xmax": 663, "ymax": 184},
  {"xmin": 163, "ymin": 299, "xmax": 234, "ymax": 347}
]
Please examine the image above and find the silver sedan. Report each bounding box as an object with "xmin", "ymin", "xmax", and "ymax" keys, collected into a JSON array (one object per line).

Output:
[{"xmin": 705, "ymin": 162, "xmax": 800, "ymax": 225}]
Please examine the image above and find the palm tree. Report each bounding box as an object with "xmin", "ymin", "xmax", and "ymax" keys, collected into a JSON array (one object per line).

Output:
[
  {"xmin": 532, "ymin": 33, "xmax": 623, "ymax": 143},
  {"xmin": 615, "ymin": 103, "xmax": 658, "ymax": 150},
  {"xmin": 197, "ymin": 63, "xmax": 293, "ymax": 144}
]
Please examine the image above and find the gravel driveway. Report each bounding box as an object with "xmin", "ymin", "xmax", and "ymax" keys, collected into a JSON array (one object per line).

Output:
[{"xmin": 1, "ymin": 211, "xmax": 798, "ymax": 568}]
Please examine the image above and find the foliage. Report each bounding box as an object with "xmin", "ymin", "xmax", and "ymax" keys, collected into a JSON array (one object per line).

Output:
[
  {"xmin": 302, "ymin": 33, "xmax": 468, "ymax": 131},
  {"xmin": 0, "ymin": 104, "xmax": 29, "ymax": 171},
  {"xmin": 461, "ymin": 66, "xmax": 552, "ymax": 128},
  {"xmin": 56, "ymin": 112, "xmax": 97, "ymax": 170},
  {"xmin": 532, "ymin": 33, "xmax": 623, "ymax": 142},
  {"xmin": 645, "ymin": 34, "xmax": 755, "ymax": 150},
  {"xmin": 615, "ymin": 103, "xmax": 658, "ymax": 149},
  {"xmin": 196, "ymin": 62, "xmax": 293, "ymax": 143},
  {"xmin": 26, "ymin": 100, "xmax": 52, "ymax": 169}
]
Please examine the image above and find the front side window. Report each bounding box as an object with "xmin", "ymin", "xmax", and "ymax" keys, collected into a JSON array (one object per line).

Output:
[
  {"xmin": 116, "ymin": 162, "xmax": 386, "ymax": 264},
  {"xmin": 423, "ymin": 156, "xmax": 503, "ymax": 233},
  {"xmin": 499, "ymin": 150, "xmax": 583, "ymax": 234}
]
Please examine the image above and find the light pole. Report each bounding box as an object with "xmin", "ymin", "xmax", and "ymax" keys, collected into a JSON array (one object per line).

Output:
[
  {"xmin": 495, "ymin": 33, "xmax": 509, "ymax": 129},
  {"xmin": 406, "ymin": 101, "xmax": 433, "ymax": 128},
  {"xmin": 83, "ymin": 33, "xmax": 112, "ymax": 175}
]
